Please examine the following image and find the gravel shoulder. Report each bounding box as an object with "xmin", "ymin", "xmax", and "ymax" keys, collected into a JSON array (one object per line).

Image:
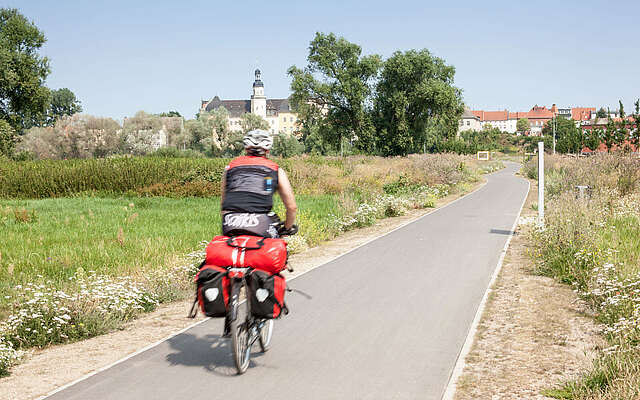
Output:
[
  {"xmin": 453, "ymin": 177, "xmax": 604, "ymax": 399},
  {"xmin": 0, "ymin": 181, "xmax": 485, "ymax": 400}
]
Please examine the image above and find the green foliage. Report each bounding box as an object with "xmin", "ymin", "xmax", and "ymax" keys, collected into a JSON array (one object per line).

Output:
[
  {"xmin": 157, "ymin": 110, "xmax": 182, "ymax": 117},
  {"xmin": 240, "ymin": 112, "xmax": 269, "ymax": 133},
  {"xmin": 121, "ymin": 111, "xmax": 163, "ymax": 155},
  {"xmin": 0, "ymin": 8, "xmax": 51, "ymax": 132},
  {"xmin": 583, "ymin": 127, "xmax": 601, "ymax": 152},
  {"xmin": 0, "ymin": 157, "xmax": 229, "ymax": 198},
  {"xmin": 147, "ymin": 147, "xmax": 204, "ymax": 158},
  {"xmin": 516, "ymin": 118, "xmax": 529, "ymax": 133},
  {"xmin": 46, "ymin": 88, "xmax": 82, "ymax": 125},
  {"xmin": 373, "ymin": 49, "xmax": 463, "ymax": 156},
  {"xmin": 18, "ymin": 114, "xmax": 122, "ymax": 159},
  {"xmin": 288, "ymin": 32, "xmax": 382, "ymax": 153},
  {"xmin": 272, "ymin": 134, "xmax": 304, "ymax": 157},
  {"xmin": 596, "ymin": 107, "xmax": 607, "ymax": 118},
  {"xmin": 542, "ymin": 116, "xmax": 583, "ymax": 153},
  {"xmin": 0, "ymin": 119, "xmax": 15, "ymax": 157}
]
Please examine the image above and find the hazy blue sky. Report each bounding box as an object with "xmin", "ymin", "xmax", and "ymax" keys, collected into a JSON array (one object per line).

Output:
[{"xmin": 7, "ymin": 0, "xmax": 640, "ymax": 119}]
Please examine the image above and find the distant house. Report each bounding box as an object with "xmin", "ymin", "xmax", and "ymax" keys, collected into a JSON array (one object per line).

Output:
[
  {"xmin": 200, "ymin": 69, "xmax": 299, "ymax": 136},
  {"xmin": 571, "ymin": 107, "xmax": 595, "ymax": 122},
  {"xmin": 458, "ymin": 108, "xmax": 482, "ymax": 133},
  {"xmin": 470, "ymin": 110, "xmax": 517, "ymax": 133},
  {"xmin": 525, "ymin": 105, "xmax": 555, "ymax": 135}
]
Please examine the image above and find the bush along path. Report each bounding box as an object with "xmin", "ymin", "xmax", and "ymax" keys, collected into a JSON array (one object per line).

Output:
[
  {"xmin": 524, "ymin": 154, "xmax": 640, "ymax": 399},
  {"xmin": 0, "ymin": 155, "xmax": 503, "ymax": 376}
]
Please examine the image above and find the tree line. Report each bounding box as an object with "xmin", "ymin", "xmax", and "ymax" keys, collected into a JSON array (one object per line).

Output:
[
  {"xmin": 288, "ymin": 32, "xmax": 463, "ymax": 156},
  {"xmin": 541, "ymin": 100, "xmax": 640, "ymax": 154},
  {"xmin": 0, "ymin": 8, "xmax": 83, "ymax": 157}
]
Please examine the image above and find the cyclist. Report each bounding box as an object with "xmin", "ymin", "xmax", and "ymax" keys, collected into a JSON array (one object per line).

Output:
[{"xmin": 219, "ymin": 129, "xmax": 297, "ymax": 336}]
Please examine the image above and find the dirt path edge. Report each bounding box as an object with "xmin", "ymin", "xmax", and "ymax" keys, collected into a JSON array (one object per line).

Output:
[{"xmin": 442, "ymin": 176, "xmax": 530, "ymax": 399}]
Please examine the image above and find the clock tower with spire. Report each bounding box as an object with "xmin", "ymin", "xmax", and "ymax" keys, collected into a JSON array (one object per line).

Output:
[{"xmin": 250, "ymin": 69, "xmax": 267, "ymax": 119}]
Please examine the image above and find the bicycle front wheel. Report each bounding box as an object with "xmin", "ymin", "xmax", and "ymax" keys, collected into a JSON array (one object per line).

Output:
[
  {"xmin": 258, "ymin": 319, "xmax": 274, "ymax": 352},
  {"xmin": 231, "ymin": 317, "xmax": 250, "ymax": 374},
  {"xmin": 230, "ymin": 282, "xmax": 251, "ymax": 374}
]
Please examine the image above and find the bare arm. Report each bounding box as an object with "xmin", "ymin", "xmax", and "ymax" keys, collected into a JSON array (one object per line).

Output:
[
  {"xmin": 220, "ymin": 170, "xmax": 227, "ymax": 214},
  {"xmin": 277, "ymin": 168, "xmax": 297, "ymax": 229}
]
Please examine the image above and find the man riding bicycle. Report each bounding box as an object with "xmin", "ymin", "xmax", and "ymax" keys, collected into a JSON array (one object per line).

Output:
[{"xmin": 219, "ymin": 129, "xmax": 297, "ymax": 336}]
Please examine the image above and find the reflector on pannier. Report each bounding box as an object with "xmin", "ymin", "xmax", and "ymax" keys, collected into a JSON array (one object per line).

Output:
[
  {"xmin": 248, "ymin": 270, "xmax": 287, "ymax": 319},
  {"xmin": 195, "ymin": 265, "xmax": 229, "ymax": 318},
  {"xmin": 205, "ymin": 235, "xmax": 288, "ymax": 274}
]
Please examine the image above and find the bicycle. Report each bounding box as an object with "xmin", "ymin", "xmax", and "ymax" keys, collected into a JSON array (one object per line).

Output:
[{"xmin": 227, "ymin": 224, "xmax": 298, "ymax": 374}]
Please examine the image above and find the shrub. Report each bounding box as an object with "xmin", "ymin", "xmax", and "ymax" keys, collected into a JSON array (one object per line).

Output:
[
  {"xmin": 0, "ymin": 337, "xmax": 21, "ymax": 377},
  {"xmin": 149, "ymin": 148, "xmax": 205, "ymax": 158},
  {"xmin": 0, "ymin": 154, "xmax": 484, "ymax": 199},
  {"xmin": 1, "ymin": 274, "xmax": 158, "ymax": 349}
]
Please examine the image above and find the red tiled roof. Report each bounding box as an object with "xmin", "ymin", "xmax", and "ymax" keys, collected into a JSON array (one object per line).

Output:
[
  {"xmin": 527, "ymin": 106, "xmax": 554, "ymax": 119},
  {"xmin": 582, "ymin": 140, "xmax": 639, "ymax": 153},
  {"xmin": 571, "ymin": 107, "xmax": 595, "ymax": 121},
  {"xmin": 471, "ymin": 110, "xmax": 510, "ymax": 121}
]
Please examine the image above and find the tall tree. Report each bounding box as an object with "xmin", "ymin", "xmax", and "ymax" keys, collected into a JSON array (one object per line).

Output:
[
  {"xmin": 516, "ymin": 118, "xmax": 530, "ymax": 134},
  {"xmin": 542, "ymin": 116, "xmax": 581, "ymax": 153},
  {"xmin": 272, "ymin": 134, "xmax": 304, "ymax": 157},
  {"xmin": 0, "ymin": 8, "xmax": 51, "ymax": 155},
  {"xmin": 373, "ymin": 49, "xmax": 463, "ymax": 156},
  {"xmin": 18, "ymin": 114, "xmax": 121, "ymax": 159},
  {"xmin": 603, "ymin": 117, "xmax": 616, "ymax": 152},
  {"xmin": 0, "ymin": 119, "xmax": 14, "ymax": 156},
  {"xmin": 158, "ymin": 110, "xmax": 181, "ymax": 117},
  {"xmin": 632, "ymin": 99, "xmax": 640, "ymax": 151},
  {"xmin": 240, "ymin": 112, "xmax": 269, "ymax": 133},
  {"xmin": 46, "ymin": 88, "xmax": 82, "ymax": 125},
  {"xmin": 121, "ymin": 111, "xmax": 163, "ymax": 155},
  {"xmin": 288, "ymin": 32, "xmax": 382, "ymax": 153},
  {"xmin": 583, "ymin": 127, "xmax": 601, "ymax": 152},
  {"xmin": 618, "ymin": 100, "xmax": 625, "ymax": 118}
]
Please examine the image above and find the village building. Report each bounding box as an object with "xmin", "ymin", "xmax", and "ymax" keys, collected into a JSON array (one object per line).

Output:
[
  {"xmin": 458, "ymin": 108, "xmax": 482, "ymax": 132},
  {"xmin": 200, "ymin": 69, "xmax": 299, "ymax": 136},
  {"xmin": 461, "ymin": 104, "xmax": 599, "ymax": 136}
]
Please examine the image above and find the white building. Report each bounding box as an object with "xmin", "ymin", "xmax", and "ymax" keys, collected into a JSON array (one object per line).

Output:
[
  {"xmin": 458, "ymin": 108, "xmax": 482, "ymax": 133},
  {"xmin": 200, "ymin": 69, "xmax": 299, "ymax": 136}
]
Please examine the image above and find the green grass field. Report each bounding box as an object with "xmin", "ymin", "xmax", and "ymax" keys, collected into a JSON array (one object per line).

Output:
[{"xmin": 0, "ymin": 195, "xmax": 342, "ymax": 305}]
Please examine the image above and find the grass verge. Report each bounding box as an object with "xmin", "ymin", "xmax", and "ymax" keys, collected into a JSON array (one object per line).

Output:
[{"xmin": 527, "ymin": 154, "xmax": 640, "ymax": 399}]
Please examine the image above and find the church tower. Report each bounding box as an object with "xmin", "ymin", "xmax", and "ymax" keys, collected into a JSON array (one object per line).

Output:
[{"xmin": 250, "ymin": 69, "xmax": 267, "ymax": 119}]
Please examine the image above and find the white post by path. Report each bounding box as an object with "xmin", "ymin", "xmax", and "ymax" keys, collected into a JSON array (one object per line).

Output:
[{"xmin": 538, "ymin": 141, "xmax": 545, "ymax": 228}]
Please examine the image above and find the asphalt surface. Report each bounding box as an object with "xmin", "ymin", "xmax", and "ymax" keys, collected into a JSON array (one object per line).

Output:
[{"xmin": 47, "ymin": 163, "xmax": 529, "ymax": 400}]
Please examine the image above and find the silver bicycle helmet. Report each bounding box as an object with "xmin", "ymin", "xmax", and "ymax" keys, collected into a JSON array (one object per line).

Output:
[{"xmin": 243, "ymin": 129, "xmax": 273, "ymax": 155}]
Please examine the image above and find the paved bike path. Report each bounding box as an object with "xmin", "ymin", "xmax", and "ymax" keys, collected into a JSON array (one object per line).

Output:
[{"xmin": 48, "ymin": 163, "xmax": 529, "ymax": 400}]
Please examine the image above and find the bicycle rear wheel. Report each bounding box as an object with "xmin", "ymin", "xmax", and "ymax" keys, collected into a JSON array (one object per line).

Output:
[
  {"xmin": 258, "ymin": 319, "xmax": 273, "ymax": 352},
  {"xmin": 230, "ymin": 283, "xmax": 251, "ymax": 374}
]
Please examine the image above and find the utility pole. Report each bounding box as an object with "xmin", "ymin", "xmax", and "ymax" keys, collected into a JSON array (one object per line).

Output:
[
  {"xmin": 538, "ymin": 141, "xmax": 545, "ymax": 228},
  {"xmin": 552, "ymin": 115, "xmax": 556, "ymax": 155}
]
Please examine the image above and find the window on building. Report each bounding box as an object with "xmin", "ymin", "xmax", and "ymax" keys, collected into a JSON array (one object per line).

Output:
[{"xmin": 466, "ymin": 121, "xmax": 470, "ymax": 126}]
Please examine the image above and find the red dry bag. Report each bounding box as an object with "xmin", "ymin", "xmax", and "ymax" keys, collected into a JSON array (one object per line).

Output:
[{"xmin": 205, "ymin": 235, "xmax": 288, "ymax": 274}]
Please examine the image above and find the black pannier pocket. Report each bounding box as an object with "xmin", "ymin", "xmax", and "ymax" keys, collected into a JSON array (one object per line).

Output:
[
  {"xmin": 196, "ymin": 265, "xmax": 229, "ymax": 318},
  {"xmin": 248, "ymin": 270, "xmax": 287, "ymax": 319}
]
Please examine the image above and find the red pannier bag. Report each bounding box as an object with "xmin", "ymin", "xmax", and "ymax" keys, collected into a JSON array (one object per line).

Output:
[
  {"xmin": 194, "ymin": 265, "xmax": 229, "ymax": 318},
  {"xmin": 248, "ymin": 269, "xmax": 288, "ymax": 319},
  {"xmin": 204, "ymin": 235, "xmax": 288, "ymax": 274}
]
